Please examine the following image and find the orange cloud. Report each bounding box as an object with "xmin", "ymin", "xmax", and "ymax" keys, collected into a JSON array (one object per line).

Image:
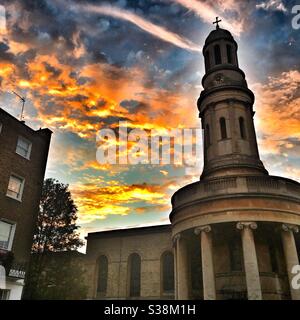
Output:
[
  {"xmin": 253, "ymin": 70, "xmax": 300, "ymax": 154},
  {"xmin": 0, "ymin": 6, "xmax": 202, "ymax": 227},
  {"xmin": 70, "ymin": 182, "xmax": 168, "ymax": 223}
]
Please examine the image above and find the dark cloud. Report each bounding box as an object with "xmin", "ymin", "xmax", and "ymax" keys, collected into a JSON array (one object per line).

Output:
[
  {"xmin": 14, "ymin": 49, "xmax": 38, "ymax": 80},
  {"xmin": 0, "ymin": 0, "xmax": 299, "ymax": 228},
  {"xmin": 0, "ymin": 0, "xmax": 81, "ymax": 62},
  {"xmin": 43, "ymin": 61, "xmax": 62, "ymax": 78},
  {"xmin": 242, "ymin": 1, "xmax": 300, "ymax": 80},
  {"xmin": 0, "ymin": 41, "xmax": 14, "ymax": 61},
  {"xmin": 67, "ymin": 94, "xmax": 89, "ymax": 102},
  {"xmin": 69, "ymin": 72, "xmax": 92, "ymax": 85},
  {"xmin": 120, "ymin": 99, "xmax": 149, "ymax": 112},
  {"xmin": 83, "ymin": 98, "xmax": 107, "ymax": 112}
]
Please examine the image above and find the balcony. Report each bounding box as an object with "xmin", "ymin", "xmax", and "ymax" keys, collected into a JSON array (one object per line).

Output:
[
  {"xmin": 0, "ymin": 249, "xmax": 26, "ymax": 279},
  {"xmin": 171, "ymin": 175, "xmax": 300, "ymax": 210}
]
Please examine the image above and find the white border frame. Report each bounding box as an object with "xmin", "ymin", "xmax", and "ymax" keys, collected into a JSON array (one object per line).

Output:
[
  {"xmin": 6, "ymin": 174, "xmax": 25, "ymax": 202},
  {"xmin": 15, "ymin": 136, "xmax": 32, "ymax": 160},
  {"xmin": 0, "ymin": 219, "xmax": 16, "ymax": 251}
]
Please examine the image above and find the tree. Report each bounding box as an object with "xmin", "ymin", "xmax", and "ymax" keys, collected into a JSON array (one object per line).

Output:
[
  {"xmin": 33, "ymin": 178, "xmax": 83, "ymax": 253},
  {"xmin": 24, "ymin": 179, "xmax": 87, "ymax": 300}
]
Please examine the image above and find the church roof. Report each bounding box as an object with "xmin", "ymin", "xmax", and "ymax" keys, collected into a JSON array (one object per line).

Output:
[
  {"xmin": 86, "ymin": 224, "xmax": 172, "ymax": 239},
  {"xmin": 204, "ymin": 27, "xmax": 235, "ymax": 47}
]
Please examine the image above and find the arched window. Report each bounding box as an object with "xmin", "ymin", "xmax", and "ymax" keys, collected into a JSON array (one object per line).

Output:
[
  {"xmin": 97, "ymin": 255, "xmax": 108, "ymax": 296},
  {"xmin": 220, "ymin": 117, "xmax": 227, "ymax": 139},
  {"xmin": 128, "ymin": 253, "xmax": 141, "ymax": 297},
  {"xmin": 205, "ymin": 124, "xmax": 211, "ymax": 146},
  {"xmin": 229, "ymin": 239, "xmax": 243, "ymax": 271},
  {"xmin": 204, "ymin": 51, "xmax": 210, "ymax": 71},
  {"xmin": 214, "ymin": 44, "xmax": 221, "ymax": 65},
  {"xmin": 226, "ymin": 44, "xmax": 233, "ymax": 64},
  {"xmin": 239, "ymin": 117, "xmax": 246, "ymax": 139},
  {"xmin": 161, "ymin": 251, "xmax": 174, "ymax": 295}
]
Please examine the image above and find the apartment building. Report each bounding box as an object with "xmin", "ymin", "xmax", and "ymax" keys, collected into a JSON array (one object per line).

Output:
[{"xmin": 0, "ymin": 108, "xmax": 52, "ymax": 300}]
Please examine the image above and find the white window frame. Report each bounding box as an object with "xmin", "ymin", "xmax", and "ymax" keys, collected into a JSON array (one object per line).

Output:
[
  {"xmin": 6, "ymin": 174, "xmax": 25, "ymax": 202},
  {"xmin": 0, "ymin": 219, "xmax": 16, "ymax": 251},
  {"xmin": 15, "ymin": 136, "xmax": 32, "ymax": 160}
]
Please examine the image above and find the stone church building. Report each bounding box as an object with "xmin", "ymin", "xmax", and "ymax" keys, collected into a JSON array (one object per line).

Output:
[{"xmin": 85, "ymin": 25, "xmax": 300, "ymax": 300}]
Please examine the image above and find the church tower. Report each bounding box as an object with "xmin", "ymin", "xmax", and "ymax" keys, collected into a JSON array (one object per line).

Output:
[
  {"xmin": 170, "ymin": 20, "xmax": 300, "ymax": 300},
  {"xmin": 198, "ymin": 20, "xmax": 267, "ymax": 179}
]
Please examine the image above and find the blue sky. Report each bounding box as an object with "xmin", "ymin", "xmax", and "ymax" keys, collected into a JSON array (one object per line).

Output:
[{"xmin": 0, "ymin": 0, "xmax": 299, "ymax": 240}]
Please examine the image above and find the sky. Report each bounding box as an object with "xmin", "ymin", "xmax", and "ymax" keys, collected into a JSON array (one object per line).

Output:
[{"xmin": 0, "ymin": 0, "xmax": 300, "ymax": 242}]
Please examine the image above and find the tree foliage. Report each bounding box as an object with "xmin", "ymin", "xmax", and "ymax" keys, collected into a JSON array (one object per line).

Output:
[
  {"xmin": 24, "ymin": 253, "xmax": 88, "ymax": 300},
  {"xmin": 33, "ymin": 178, "xmax": 83, "ymax": 253},
  {"xmin": 24, "ymin": 179, "xmax": 87, "ymax": 300}
]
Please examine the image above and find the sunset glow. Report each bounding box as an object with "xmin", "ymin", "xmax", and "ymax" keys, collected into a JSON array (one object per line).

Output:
[{"xmin": 0, "ymin": 0, "xmax": 299, "ymax": 238}]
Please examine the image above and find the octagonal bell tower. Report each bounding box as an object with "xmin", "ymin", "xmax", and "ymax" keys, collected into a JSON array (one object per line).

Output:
[{"xmin": 198, "ymin": 23, "xmax": 267, "ymax": 179}]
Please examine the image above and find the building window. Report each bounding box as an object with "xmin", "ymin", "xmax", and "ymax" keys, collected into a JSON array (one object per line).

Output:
[
  {"xmin": 229, "ymin": 239, "xmax": 243, "ymax": 272},
  {"xmin": 16, "ymin": 136, "xmax": 32, "ymax": 159},
  {"xmin": 205, "ymin": 124, "xmax": 211, "ymax": 146},
  {"xmin": 97, "ymin": 255, "xmax": 108, "ymax": 296},
  {"xmin": 161, "ymin": 251, "xmax": 174, "ymax": 295},
  {"xmin": 128, "ymin": 253, "xmax": 141, "ymax": 297},
  {"xmin": 239, "ymin": 117, "xmax": 246, "ymax": 139},
  {"xmin": 204, "ymin": 51, "xmax": 210, "ymax": 70},
  {"xmin": 0, "ymin": 220, "xmax": 15, "ymax": 251},
  {"xmin": 6, "ymin": 175, "xmax": 25, "ymax": 201},
  {"xmin": 214, "ymin": 44, "xmax": 221, "ymax": 65},
  {"xmin": 220, "ymin": 117, "xmax": 227, "ymax": 139},
  {"xmin": 0, "ymin": 289, "xmax": 10, "ymax": 300},
  {"xmin": 226, "ymin": 44, "xmax": 233, "ymax": 64}
]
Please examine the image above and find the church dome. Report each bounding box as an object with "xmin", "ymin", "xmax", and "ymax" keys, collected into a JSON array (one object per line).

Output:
[{"xmin": 204, "ymin": 28, "xmax": 235, "ymax": 47}]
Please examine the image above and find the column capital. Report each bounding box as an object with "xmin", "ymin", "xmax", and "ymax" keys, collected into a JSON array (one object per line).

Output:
[
  {"xmin": 282, "ymin": 224, "xmax": 299, "ymax": 234},
  {"xmin": 236, "ymin": 221, "xmax": 257, "ymax": 230},
  {"xmin": 194, "ymin": 225, "xmax": 211, "ymax": 235},
  {"xmin": 172, "ymin": 233, "xmax": 181, "ymax": 245}
]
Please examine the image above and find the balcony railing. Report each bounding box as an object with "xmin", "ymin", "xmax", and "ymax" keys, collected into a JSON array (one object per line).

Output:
[
  {"xmin": 0, "ymin": 249, "xmax": 26, "ymax": 279},
  {"xmin": 172, "ymin": 175, "xmax": 300, "ymax": 210}
]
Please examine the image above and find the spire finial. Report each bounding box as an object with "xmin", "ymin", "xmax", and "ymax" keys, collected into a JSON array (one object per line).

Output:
[{"xmin": 213, "ymin": 17, "xmax": 222, "ymax": 29}]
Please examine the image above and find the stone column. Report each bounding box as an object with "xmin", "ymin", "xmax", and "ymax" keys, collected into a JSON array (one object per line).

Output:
[
  {"xmin": 237, "ymin": 222, "xmax": 262, "ymax": 300},
  {"xmin": 173, "ymin": 237, "xmax": 178, "ymax": 299},
  {"xmin": 195, "ymin": 225, "xmax": 216, "ymax": 300},
  {"xmin": 281, "ymin": 224, "xmax": 300, "ymax": 300},
  {"xmin": 174, "ymin": 234, "xmax": 189, "ymax": 300}
]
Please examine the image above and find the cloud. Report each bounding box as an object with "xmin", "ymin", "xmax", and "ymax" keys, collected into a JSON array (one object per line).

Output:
[
  {"xmin": 1, "ymin": 0, "xmax": 299, "ymax": 231},
  {"xmin": 70, "ymin": 182, "xmax": 167, "ymax": 223},
  {"xmin": 170, "ymin": 0, "xmax": 244, "ymax": 36},
  {"xmin": 160, "ymin": 170, "xmax": 169, "ymax": 176},
  {"xmin": 0, "ymin": 5, "xmax": 6, "ymax": 35},
  {"xmin": 256, "ymin": 0, "xmax": 287, "ymax": 12},
  {"xmin": 253, "ymin": 70, "xmax": 300, "ymax": 154},
  {"xmin": 73, "ymin": 4, "xmax": 201, "ymax": 52}
]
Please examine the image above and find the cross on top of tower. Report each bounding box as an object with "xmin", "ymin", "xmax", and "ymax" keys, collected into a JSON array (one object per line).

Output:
[{"xmin": 213, "ymin": 17, "xmax": 222, "ymax": 29}]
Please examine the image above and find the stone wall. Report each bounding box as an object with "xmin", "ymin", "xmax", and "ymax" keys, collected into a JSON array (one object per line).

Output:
[{"xmin": 85, "ymin": 225, "xmax": 173, "ymax": 299}]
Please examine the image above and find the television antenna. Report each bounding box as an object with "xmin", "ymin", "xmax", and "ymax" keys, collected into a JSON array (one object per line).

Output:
[{"xmin": 12, "ymin": 91, "xmax": 26, "ymax": 121}]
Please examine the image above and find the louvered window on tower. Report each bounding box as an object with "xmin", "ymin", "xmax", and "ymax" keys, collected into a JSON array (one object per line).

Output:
[
  {"xmin": 214, "ymin": 44, "xmax": 221, "ymax": 65},
  {"xmin": 220, "ymin": 117, "xmax": 227, "ymax": 139}
]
